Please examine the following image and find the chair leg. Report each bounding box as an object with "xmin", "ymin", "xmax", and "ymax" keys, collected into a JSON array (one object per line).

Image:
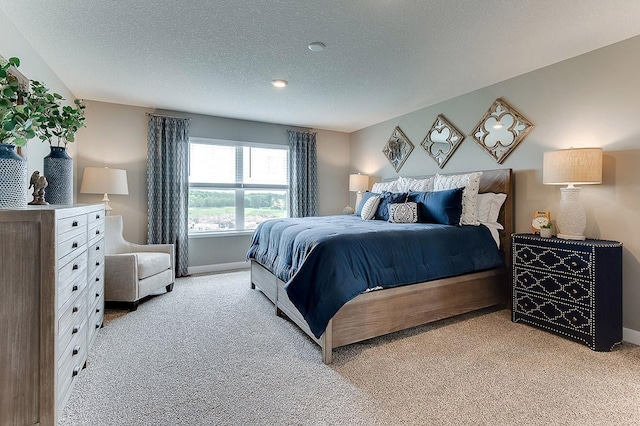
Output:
[
  {"xmin": 166, "ymin": 283, "xmax": 174, "ymax": 292},
  {"xmin": 129, "ymin": 301, "xmax": 139, "ymax": 311}
]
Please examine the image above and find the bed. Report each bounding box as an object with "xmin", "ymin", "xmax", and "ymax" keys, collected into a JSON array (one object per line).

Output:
[{"xmin": 249, "ymin": 168, "xmax": 514, "ymax": 363}]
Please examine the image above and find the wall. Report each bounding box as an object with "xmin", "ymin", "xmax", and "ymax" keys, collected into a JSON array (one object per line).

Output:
[
  {"xmin": 76, "ymin": 102, "xmax": 351, "ymax": 272},
  {"xmin": 0, "ymin": 10, "xmax": 76, "ymax": 184},
  {"xmin": 350, "ymin": 35, "xmax": 640, "ymax": 336}
]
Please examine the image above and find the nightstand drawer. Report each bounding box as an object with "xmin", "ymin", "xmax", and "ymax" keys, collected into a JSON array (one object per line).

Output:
[
  {"xmin": 58, "ymin": 214, "xmax": 87, "ymax": 237},
  {"xmin": 513, "ymin": 243, "xmax": 591, "ymax": 278},
  {"xmin": 513, "ymin": 290, "xmax": 593, "ymax": 346},
  {"xmin": 513, "ymin": 267, "xmax": 591, "ymax": 307}
]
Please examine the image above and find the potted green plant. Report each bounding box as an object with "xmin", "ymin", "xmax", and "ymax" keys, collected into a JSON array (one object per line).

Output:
[
  {"xmin": 539, "ymin": 222, "xmax": 553, "ymax": 238},
  {"xmin": 30, "ymin": 78, "xmax": 86, "ymax": 204},
  {"xmin": 0, "ymin": 57, "xmax": 42, "ymax": 208}
]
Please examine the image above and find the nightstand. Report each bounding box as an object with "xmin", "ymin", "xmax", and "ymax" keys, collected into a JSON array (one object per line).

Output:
[{"xmin": 512, "ymin": 234, "xmax": 622, "ymax": 351}]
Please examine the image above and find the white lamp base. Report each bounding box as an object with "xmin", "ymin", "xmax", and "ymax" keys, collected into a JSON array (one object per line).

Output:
[
  {"xmin": 102, "ymin": 193, "xmax": 113, "ymax": 215},
  {"xmin": 556, "ymin": 186, "xmax": 586, "ymax": 240},
  {"xmin": 355, "ymin": 191, "xmax": 363, "ymax": 208}
]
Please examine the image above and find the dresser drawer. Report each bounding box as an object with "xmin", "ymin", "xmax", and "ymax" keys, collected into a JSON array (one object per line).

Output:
[
  {"xmin": 513, "ymin": 290, "xmax": 593, "ymax": 346},
  {"xmin": 57, "ymin": 331, "xmax": 87, "ymax": 413},
  {"xmin": 58, "ymin": 228, "xmax": 88, "ymax": 260},
  {"xmin": 88, "ymin": 239, "xmax": 105, "ymax": 274},
  {"xmin": 88, "ymin": 220, "xmax": 105, "ymax": 246},
  {"xmin": 513, "ymin": 267, "xmax": 592, "ymax": 307},
  {"xmin": 87, "ymin": 265, "xmax": 104, "ymax": 306},
  {"xmin": 58, "ymin": 214, "xmax": 87, "ymax": 237},
  {"xmin": 87, "ymin": 209, "xmax": 104, "ymax": 228},
  {"xmin": 58, "ymin": 289, "xmax": 88, "ymax": 336},
  {"xmin": 87, "ymin": 293, "xmax": 104, "ymax": 346},
  {"xmin": 57, "ymin": 303, "xmax": 87, "ymax": 355},
  {"xmin": 513, "ymin": 243, "xmax": 592, "ymax": 278}
]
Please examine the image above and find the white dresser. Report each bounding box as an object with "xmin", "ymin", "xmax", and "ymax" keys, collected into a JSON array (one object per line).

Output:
[{"xmin": 0, "ymin": 204, "xmax": 105, "ymax": 426}]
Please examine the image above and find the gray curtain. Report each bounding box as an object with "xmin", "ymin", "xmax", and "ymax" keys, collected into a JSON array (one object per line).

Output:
[
  {"xmin": 147, "ymin": 115, "xmax": 190, "ymax": 277},
  {"xmin": 288, "ymin": 130, "xmax": 318, "ymax": 217}
]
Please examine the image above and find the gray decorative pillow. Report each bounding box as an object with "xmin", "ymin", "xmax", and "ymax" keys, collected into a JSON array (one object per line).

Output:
[
  {"xmin": 388, "ymin": 202, "xmax": 418, "ymax": 223},
  {"xmin": 360, "ymin": 196, "xmax": 380, "ymax": 221}
]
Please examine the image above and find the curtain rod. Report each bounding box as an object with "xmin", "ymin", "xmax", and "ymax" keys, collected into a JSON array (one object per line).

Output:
[{"xmin": 146, "ymin": 112, "xmax": 192, "ymax": 120}]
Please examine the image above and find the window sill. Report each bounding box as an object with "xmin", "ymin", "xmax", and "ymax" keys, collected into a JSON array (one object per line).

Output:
[{"xmin": 188, "ymin": 230, "xmax": 255, "ymax": 239}]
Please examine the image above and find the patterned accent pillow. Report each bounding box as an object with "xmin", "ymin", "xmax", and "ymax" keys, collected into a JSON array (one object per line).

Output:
[
  {"xmin": 360, "ymin": 196, "xmax": 380, "ymax": 220},
  {"xmin": 434, "ymin": 172, "xmax": 483, "ymax": 225},
  {"xmin": 375, "ymin": 192, "xmax": 408, "ymax": 221},
  {"xmin": 355, "ymin": 191, "xmax": 380, "ymax": 216},
  {"xmin": 388, "ymin": 202, "xmax": 418, "ymax": 223}
]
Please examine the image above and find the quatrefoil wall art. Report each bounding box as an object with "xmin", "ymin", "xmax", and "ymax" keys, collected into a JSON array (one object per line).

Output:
[
  {"xmin": 471, "ymin": 98, "xmax": 534, "ymax": 164},
  {"xmin": 420, "ymin": 114, "xmax": 465, "ymax": 169},
  {"xmin": 383, "ymin": 126, "xmax": 414, "ymax": 172}
]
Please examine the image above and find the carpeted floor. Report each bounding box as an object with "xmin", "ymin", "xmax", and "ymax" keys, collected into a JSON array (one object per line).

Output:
[{"xmin": 59, "ymin": 270, "xmax": 640, "ymax": 425}]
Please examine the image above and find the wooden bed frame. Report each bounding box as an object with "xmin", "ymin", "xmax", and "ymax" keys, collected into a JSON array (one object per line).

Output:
[{"xmin": 250, "ymin": 168, "xmax": 514, "ymax": 364}]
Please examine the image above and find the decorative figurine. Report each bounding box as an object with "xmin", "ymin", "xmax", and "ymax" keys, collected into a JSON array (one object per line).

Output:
[{"xmin": 28, "ymin": 171, "xmax": 49, "ymax": 205}]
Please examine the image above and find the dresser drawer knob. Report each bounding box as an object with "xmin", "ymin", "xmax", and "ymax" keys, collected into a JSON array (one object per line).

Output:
[
  {"xmin": 96, "ymin": 261, "xmax": 101, "ymax": 266},
  {"xmin": 72, "ymin": 366, "xmax": 81, "ymax": 377},
  {"xmin": 72, "ymin": 264, "xmax": 79, "ymax": 270},
  {"xmin": 72, "ymin": 284, "xmax": 78, "ymax": 291},
  {"xmin": 96, "ymin": 321, "xmax": 101, "ymax": 329},
  {"xmin": 96, "ymin": 307, "xmax": 101, "ymax": 313},
  {"xmin": 523, "ymin": 278, "xmax": 528, "ymax": 283},
  {"xmin": 571, "ymin": 262, "xmax": 577, "ymax": 267},
  {"xmin": 72, "ymin": 345, "xmax": 80, "ymax": 355},
  {"xmin": 72, "ymin": 305, "xmax": 79, "ymax": 313},
  {"xmin": 72, "ymin": 324, "xmax": 80, "ymax": 334},
  {"xmin": 96, "ymin": 245, "xmax": 101, "ymax": 251},
  {"xmin": 95, "ymin": 277, "xmax": 100, "ymax": 282},
  {"xmin": 572, "ymin": 289, "xmax": 578, "ymax": 295},
  {"xmin": 96, "ymin": 292, "xmax": 100, "ymax": 298},
  {"xmin": 571, "ymin": 316, "xmax": 578, "ymax": 323},
  {"xmin": 95, "ymin": 229, "xmax": 101, "ymax": 235},
  {"xmin": 72, "ymin": 241, "xmax": 78, "ymax": 248},
  {"xmin": 72, "ymin": 220, "xmax": 78, "ymax": 227},
  {"xmin": 96, "ymin": 214, "xmax": 101, "ymax": 219}
]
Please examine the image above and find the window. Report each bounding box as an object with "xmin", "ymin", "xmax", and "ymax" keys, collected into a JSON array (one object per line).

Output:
[{"xmin": 188, "ymin": 138, "xmax": 288, "ymax": 234}]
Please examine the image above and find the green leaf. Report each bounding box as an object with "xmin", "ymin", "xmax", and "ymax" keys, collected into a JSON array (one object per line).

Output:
[
  {"xmin": 0, "ymin": 69, "xmax": 6, "ymax": 78},
  {"xmin": 3, "ymin": 120, "xmax": 16, "ymax": 131},
  {"xmin": 14, "ymin": 136, "xmax": 27, "ymax": 147},
  {"xmin": 8, "ymin": 57, "xmax": 20, "ymax": 67}
]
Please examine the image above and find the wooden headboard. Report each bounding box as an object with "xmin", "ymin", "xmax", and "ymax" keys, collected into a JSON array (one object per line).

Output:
[{"xmin": 382, "ymin": 168, "xmax": 514, "ymax": 267}]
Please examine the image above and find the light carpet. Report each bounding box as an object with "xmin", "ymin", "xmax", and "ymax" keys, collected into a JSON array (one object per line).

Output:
[{"xmin": 60, "ymin": 270, "xmax": 640, "ymax": 425}]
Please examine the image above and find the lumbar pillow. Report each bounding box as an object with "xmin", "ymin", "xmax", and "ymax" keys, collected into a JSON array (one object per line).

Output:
[
  {"xmin": 476, "ymin": 192, "xmax": 507, "ymax": 224},
  {"xmin": 433, "ymin": 172, "xmax": 483, "ymax": 225},
  {"xmin": 388, "ymin": 202, "xmax": 418, "ymax": 223},
  {"xmin": 409, "ymin": 188, "xmax": 463, "ymax": 225},
  {"xmin": 360, "ymin": 195, "xmax": 380, "ymax": 220}
]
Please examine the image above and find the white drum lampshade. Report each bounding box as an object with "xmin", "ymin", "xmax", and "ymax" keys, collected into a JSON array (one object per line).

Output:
[
  {"xmin": 80, "ymin": 167, "xmax": 129, "ymax": 214},
  {"xmin": 543, "ymin": 148, "xmax": 602, "ymax": 240},
  {"xmin": 349, "ymin": 173, "xmax": 369, "ymax": 208}
]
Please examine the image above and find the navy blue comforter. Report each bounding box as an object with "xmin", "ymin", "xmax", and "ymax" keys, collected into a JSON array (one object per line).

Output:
[{"xmin": 247, "ymin": 215, "xmax": 503, "ymax": 338}]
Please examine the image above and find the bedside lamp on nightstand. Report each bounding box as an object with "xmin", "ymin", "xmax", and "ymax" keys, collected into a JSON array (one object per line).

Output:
[
  {"xmin": 543, "ymin": 147, "xmax": 602, "ymax": 240},
  {"xmin": 349, "ymin": 173, "xmax": 369, "ymax": 209},
  {"xmin": 80, "ymin": 167, "xmax": 129, "ymax": 214}
]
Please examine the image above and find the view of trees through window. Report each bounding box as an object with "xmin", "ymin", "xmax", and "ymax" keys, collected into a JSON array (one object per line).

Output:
[{"xmin": 188, "ymin": 139, "xmax": 288, "ymax": 233}]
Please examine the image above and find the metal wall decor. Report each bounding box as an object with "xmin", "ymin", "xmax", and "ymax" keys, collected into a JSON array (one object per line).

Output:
[
  {"xmin": 471, "ymin": 98, "xmax": 534, "ymax": 164},
  {"xmin": 420, "ymin": 114, "xmax": 465, "ymax": 169},
  {"xmin": 383, "ymin": 126, "xmax": 414, "ymax": 172}
]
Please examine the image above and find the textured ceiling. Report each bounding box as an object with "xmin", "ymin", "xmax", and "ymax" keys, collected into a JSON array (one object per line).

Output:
[{"xmin": 1, "ymin": 1, "xmax": 640, "ymax": 133}]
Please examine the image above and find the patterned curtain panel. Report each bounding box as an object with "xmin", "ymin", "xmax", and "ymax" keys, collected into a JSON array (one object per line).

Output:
[
  {"xmin": 147, "ymin": 115, "xmax": 190, "ymax": 277},
  {"xmin": 288, "ymin": 130, "xmax": 318, "ymax": 217}
]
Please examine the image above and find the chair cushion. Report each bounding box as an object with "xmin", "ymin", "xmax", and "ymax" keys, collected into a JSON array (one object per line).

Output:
[{"xmin": 130, "ymin": 252, "xmax": 171, "ymax": 280}]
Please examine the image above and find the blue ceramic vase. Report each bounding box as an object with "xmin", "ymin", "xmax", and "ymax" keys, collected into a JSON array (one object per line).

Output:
[
  {"xmin": 44, "ymin": 146, "xmax": 73, "ymax": 204},
  {"xmin": 0, "ymin": 143, "xmax": 28, "ymax": 208}
]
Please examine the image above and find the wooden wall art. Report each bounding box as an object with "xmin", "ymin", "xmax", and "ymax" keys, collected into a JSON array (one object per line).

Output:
[
  {"xmin": 383, "ymin": 126, "xmax": 414, "ymax": 172},
  {"xmin": 420, "ymin": 114, "xmax": 465, "ymax": 169},
  {"xmin": 471, "ymin": 98, "xmax": 534, "ymax": 164}
]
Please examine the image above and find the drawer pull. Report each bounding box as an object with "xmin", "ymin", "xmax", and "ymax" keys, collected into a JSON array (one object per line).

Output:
[
  {"xmin": 95, "ymin": 229, "xmax": 101, "ymax": 235},
  {"xmin": 72, "ymin": 241, "xmax": 78, "ymax": 248},
  {"xmin": 523, "ymin": 278, "xmax": 528, "ymax": 283},
  {"xmin": 96, "ymin": 245, "xmax": 101, "ymax": 251},
  {"xmin": 72, "ymin": 345, "xmax": 80, "ymax": 355},
  {"xmin": 72, "ymin": 220, "xmax": 78, "ymax": 227},
  {"xmin": 96, "ymin": 321, "xmax": 101, "ymax": 329},
  {"xmin": 96, "ymin": 261, "xmax": 101, "ymax": 266},
  {"xmin": 96, "ymin": 214, "xmax": 101, "ymax": 219},
  {"xmin": 96, "ymin": 292, "xmax": 100, "ymax": 298},
  {"xmin": 72, "ymin": 366, "xmax": 81, "ymax": 377},
  {"xmin": 571, "ymin": 316, "xmax": 578, "ymax": 323},
  {"xmin": 72, "ymin": 305, "xmax": 79, "ymax": 313},
  {"xmin": 95, "ymin": 277, "xmax": 100, "ymax": 282},
  {"xmin": 571, "ymin": 262, "xmax": 577, "ymax": 267},
  {"xmin": 96, "ymin": 307, "xmax": 101, "ymax": 313},
  {"xmin": 72, "ymin": 264, "xmax": 79, "ymax": 270},
  {"xmin": 572, "ymin": 289, "xmax": 578, "ymax": 295},
  {"xmin": 72, "ymin": 284, "xmax": 78, "ymax": 291},
  {"xmin": 72, "ymin": 324, "xmax": 80, "ymax": 334}
]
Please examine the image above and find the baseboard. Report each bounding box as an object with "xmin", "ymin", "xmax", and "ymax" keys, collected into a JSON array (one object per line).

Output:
[
  {"xmin": 187, "ymin": 261, "xmax": 250, "ymax": 276},
  {"xmin": 623, "ymin": 327, "xmax": 640, "ymax": 346}
]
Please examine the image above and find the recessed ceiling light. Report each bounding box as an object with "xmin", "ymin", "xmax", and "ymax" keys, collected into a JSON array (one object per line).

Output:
[
  {"xmin": 271, "ymin": 79, "xmax": 288, "ymax": 88},
  {"xmin": 308, "ymin": 42, "xmax": 325, "ymax": 52}
]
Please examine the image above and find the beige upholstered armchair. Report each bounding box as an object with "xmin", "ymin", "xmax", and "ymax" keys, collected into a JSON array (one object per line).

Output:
[{"xmin": 104, "ymin": 215, "xmax": 175, "ymax": 310}]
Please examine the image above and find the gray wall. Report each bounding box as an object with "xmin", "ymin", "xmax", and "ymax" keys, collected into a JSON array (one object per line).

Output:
[{"xmin": 350, "ymin": 35, "xmax": 640, "ymax": 334}]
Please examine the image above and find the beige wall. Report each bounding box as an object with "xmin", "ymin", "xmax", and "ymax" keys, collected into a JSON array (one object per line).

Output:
[
  {"xmin": 75, "ymin": 101, "xmax": 351, "ymax": 271},
  {"xmin": 350, "ymin": 36, "xmax": 640, "ymax": 333}
]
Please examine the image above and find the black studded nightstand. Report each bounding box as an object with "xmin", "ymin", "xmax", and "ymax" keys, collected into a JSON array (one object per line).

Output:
[{"xmin": 512, "ymin": 234, "xmax": 622, "ymax": 351}]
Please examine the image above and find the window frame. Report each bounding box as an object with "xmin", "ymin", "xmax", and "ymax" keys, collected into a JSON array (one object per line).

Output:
[{"xmin": 188, "ymin": 137, "xmax": 289, "ymax": 235}]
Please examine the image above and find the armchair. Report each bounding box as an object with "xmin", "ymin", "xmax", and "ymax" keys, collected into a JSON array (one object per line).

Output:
[{"xmin": 104, "ymin": 215, "xmax": 175, "ymax": 310}]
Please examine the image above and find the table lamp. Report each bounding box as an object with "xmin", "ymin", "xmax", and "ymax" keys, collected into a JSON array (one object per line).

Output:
[
  {"xmin": 80, "ymin": 166, "xmax": 129, "ymax": 214},
  {"xmin": 349, "ymin": 173, "xmax": 369, "ymax": 208},
  {"xmin": 543, "ymin": 147, "xmax": 602, "ymax": 240}
]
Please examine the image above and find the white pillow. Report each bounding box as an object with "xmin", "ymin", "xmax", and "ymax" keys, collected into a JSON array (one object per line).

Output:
[
  {"xmin": 360, "ymin": 196, "xmax": 380, "ymax": 220},
  {"xmin": 434, "ymin": 172, "xmax": 483, "ymax": 225},
  {"xmin": 372, "ymin": 179, "xmax": 397, "ymax": 193},
  {"xmin": 476, "ymin": 193, "xmax": 507, "ymax": 224},
  {"xmin": 407, "ymin": 176, "xmax": 435, "ymax": 192}
]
